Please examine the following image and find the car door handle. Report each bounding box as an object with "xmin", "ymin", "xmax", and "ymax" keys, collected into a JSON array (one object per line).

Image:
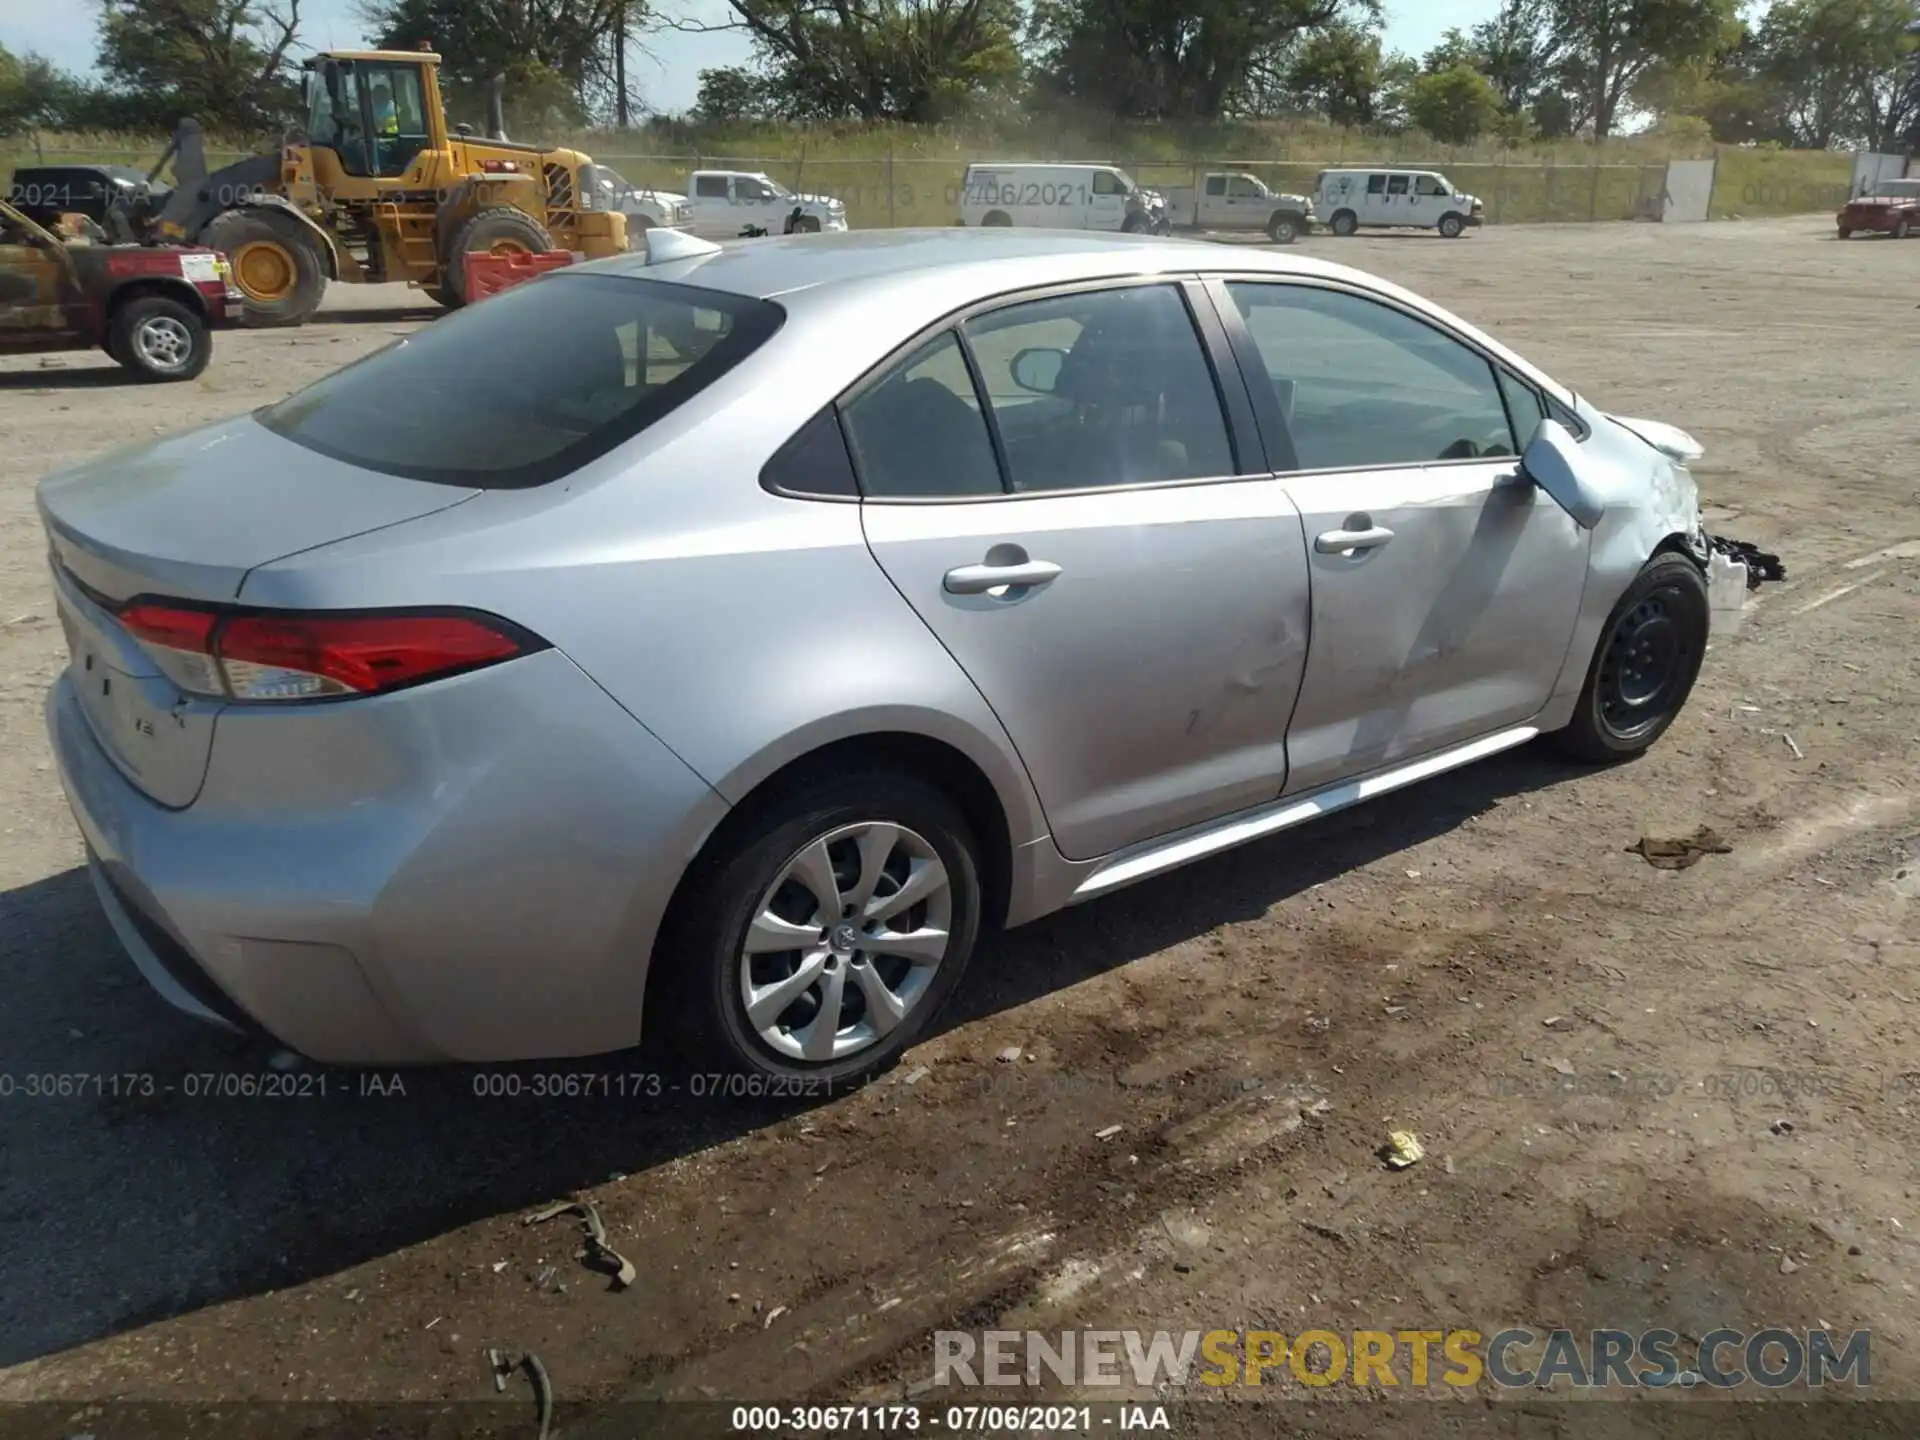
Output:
[
  {"xmin": 943, "ymin": 560, "xmax": 1063, "ymax": 594},
  {"xmin": 1315, "ymin": 526, "xmax": 1395, "ymax": 553}
]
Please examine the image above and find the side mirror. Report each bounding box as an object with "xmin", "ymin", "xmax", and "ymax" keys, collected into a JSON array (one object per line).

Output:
[
  {"xmin": 1521, "ymin": 418, "xmax": 1606, "ymax": 529},
  {"xmin": 1010, "ymin": 347, "xmax": 1066, "ymax": 395}
]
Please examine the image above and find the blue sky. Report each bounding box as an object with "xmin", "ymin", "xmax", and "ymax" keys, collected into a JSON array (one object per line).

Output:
[{"xmin": 3, "ymin": 0, "xmax": 1498, "ymax": 117}]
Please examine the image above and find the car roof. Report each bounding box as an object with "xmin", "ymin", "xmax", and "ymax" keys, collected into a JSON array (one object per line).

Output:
[
  {"xmin": 559, "ymin": 227, "xmax": 1569, "ymax": 420},
  {"xmin": 571, "ymin": 227, "xmax": 1366, "ymax": 302}
]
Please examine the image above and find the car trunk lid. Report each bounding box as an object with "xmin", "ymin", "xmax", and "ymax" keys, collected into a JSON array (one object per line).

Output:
[{"xmin": 38, "ymin": 415, "xmax": 479, "ymax": 806}]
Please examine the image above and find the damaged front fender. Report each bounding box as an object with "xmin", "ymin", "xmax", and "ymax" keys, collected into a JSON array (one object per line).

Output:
[{"xmin": 1530, "ymin": 403, "xmax": 1712, "ymax": 734}]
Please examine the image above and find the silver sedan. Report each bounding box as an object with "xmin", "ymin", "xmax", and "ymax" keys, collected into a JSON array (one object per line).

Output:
[{"xmin": 38, "ymin": 226, "xmax": 1724, "ymax": 1081}]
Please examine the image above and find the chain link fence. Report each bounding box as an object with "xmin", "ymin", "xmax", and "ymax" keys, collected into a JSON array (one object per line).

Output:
[
  {"xmin": 7, "ymin": 141, "xmax": 1857, "ymax": 229},
  {"xmin": 588, "ymin": 153, "xmax": 1682, "ymax": 229}
]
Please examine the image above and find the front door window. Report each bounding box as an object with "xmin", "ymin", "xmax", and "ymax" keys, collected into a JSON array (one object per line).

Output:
[{"xmin": 360, "ymin": 64, "xmax": 432, "ymax": 178}]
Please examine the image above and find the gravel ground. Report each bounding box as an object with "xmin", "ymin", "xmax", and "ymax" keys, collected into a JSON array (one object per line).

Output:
[{"xmin": 0, "ymin": 218, "xmax": 1916, "ymax": 1420}]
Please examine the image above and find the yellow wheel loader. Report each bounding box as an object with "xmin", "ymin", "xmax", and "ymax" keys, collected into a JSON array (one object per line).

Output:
[{"xmin": 141, "ymin": 47, "xmax": 628, "ymax": 327}]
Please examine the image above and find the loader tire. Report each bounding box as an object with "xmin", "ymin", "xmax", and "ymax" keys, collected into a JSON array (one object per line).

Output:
[
  {"xmin": 444, "ymin": 207, "xmax": 555, "ymax": 304},
  {"xmin": 203, "ymin": 208, "xmax": 327, "ymax": 328}
]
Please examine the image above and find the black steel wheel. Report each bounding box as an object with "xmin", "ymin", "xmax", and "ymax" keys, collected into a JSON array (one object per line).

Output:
[{"xmin": 1551, "ymin": 553, "xmax": 1709, "ymax": 762}]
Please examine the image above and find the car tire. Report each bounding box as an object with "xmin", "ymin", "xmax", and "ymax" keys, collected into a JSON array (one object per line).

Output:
[
  {"xmin": 1330, "ymin": 210, "xmax": 1358, "ymax": 237},
  {"xmin": 983, "ymin": 210, "xmax": 1012, "ymax": 227},
  {"xmin": 1121, "ymin": 212, "xmax": 1151, "ymax": 233},
  {"xmin": 110, "ymin": 294, "xmax": 211, "ymax": 382},
  {"xmin": 1267, "ymin": 213, "xmax": 1300, "ymax": 244},
  {"xmin": 1550, "ymin": 553, "xmax": 1710, "ymax": 764},
  {"xmin": 1438, "ymin": 212, "xmax": 1465, "ymax": 238},
  {"xmin": 444, "ymin": 206, "xmax": 555, "ymax": 304},
  {"xmin": 201, "ymin": 208, "xmax": 327, "ymax": 328},
  {"xmin": 1837, "ymin": 226, "xmax": 1852, "ymax": 239},
  {"xmin": 1896, "ymin": 217, "xmax": 1911, "ymax": 239},
  {"xmin": 420, "ymin": 285, "xmax": 461, "ymax": 310},
  {"xmin": 654, "ymin": 768, "xmax": 984, "ymax": 1091}
]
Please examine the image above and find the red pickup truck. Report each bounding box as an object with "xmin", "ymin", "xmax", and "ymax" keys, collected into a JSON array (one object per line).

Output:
[
  {"xmin": 1, "ymin": 197, "xmax": 243, "ymax": 380},
  {"xmin": 1837, "ymin": 178, "xmax": 1920, "ymax": 239}
]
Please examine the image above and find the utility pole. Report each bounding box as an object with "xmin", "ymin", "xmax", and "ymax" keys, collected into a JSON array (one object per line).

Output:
[{"xmin": 614, "ymin": 0, "xmax": 630, "ymax": 128}]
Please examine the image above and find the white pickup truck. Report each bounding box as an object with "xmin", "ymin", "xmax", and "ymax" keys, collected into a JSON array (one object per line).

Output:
[
  {"xmin": 685, "ymin": 170, "xmax": 848, "ymax": 239},
  {"xmin": 580, "ymin": 163, "xmax": 692, "ymax": 237},
  {"xmin": 1157, "ymin": 172, "xmax": 1315, "ymax": 244}
]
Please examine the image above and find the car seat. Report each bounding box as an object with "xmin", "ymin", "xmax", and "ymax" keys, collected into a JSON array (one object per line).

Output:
[{"xmin": 850, "ymin": 376, "xmax": 1000, "ymax": 496}]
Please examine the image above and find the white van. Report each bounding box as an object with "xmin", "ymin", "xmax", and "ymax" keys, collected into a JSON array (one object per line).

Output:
[
  {"xmin": 1314, "ymin": 169, "xmax": 1485, "ymax": 237},
  {"xmin": 958, "ymin": 162, "xmax": 1169, "ymax": 233}
]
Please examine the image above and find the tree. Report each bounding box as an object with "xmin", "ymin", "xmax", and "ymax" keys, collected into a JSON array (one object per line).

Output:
[
  {"xmin": 681, "ymin": 0, "xmax": 1022, "ymax": 122},
  {"xmin": 1284, "ymin": 18, "xmax": 1388, "ymax": 125},
  {"xmin": 361, "ymin": 0, "xmax": 643, "ymax": 128},
  {"xmin": 1029, "ymin": 0, "xmax": 1378, "ymax": 120},
  {"xmin": 692, "ymin": 65, "xmax": 772, "ymax": 121},
  {"xmin": 96, "ymin": 0, "xmax": 303, "ymax": 132},
  {"xmin": 1681, "ymin": 26, "xmax": 1788, "ymax": 141},
  {"xmin": 0, "ymin": 46, "xmax": 81, "ymax": 135},
  {"xmin": 1407, "ymin": 60, "xmax": 1503, "ymax": 142},
  {"xmin": 1421, "ymin": 27, "xmax": 1478, "ymax": 74},
  {"xmin": 1547, "ymin": 0, "xmax": 1739, "ymax": 137},
  {"xmin": 1755, "ymin": 0, "xmax": 1919, "ymax": 150},
  {"xmin": 1471, "ymin": 0, "xmax": 1562, "ymax": 112}
]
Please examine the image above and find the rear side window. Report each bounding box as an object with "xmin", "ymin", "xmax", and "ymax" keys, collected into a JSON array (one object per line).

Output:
[
  {"xmin": 761, "ymin": 406, "xmax": 860, "ymax": 499},
  {"xmin": 1366, "ymin": 174, "xmax": 1387, "ymax": 194},
  {"xmin": 841, "ymin": 331, "xmax": 1003, "ymax": 499},
  {"xmin": 258, "ymin": 273, "xmax": 783, "ymax": 488}
]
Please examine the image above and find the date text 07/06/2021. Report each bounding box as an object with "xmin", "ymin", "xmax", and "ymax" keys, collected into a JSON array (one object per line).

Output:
[{"xmin": 728, "ymin": 1404, "xmax": 1169, "ymax": 1433}]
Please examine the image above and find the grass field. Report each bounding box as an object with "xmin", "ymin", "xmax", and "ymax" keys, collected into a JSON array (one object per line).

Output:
[{"xmin": 4, "ymin": 118, "xmax": 1856, "ymax": 230}]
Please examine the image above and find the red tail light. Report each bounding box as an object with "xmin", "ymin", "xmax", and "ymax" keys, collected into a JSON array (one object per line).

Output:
[{"xmin": 114, "ymin": 600, "xmax": 543, "ymax": 702}]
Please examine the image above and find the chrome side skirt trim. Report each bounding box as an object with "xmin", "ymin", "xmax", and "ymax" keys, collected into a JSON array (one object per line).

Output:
[{"xmin": 1072, "ymin": 725, "xmax": 1541, "ymax": 902}]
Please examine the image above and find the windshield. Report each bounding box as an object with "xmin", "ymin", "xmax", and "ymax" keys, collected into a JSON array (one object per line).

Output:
[
  {"xmin": 259, "ymin": 274, "xmax": 785, "ymax": 488},
  {"xmin": 1876, "ymin": 179, "xmax": 1920, "ymax": 198}
]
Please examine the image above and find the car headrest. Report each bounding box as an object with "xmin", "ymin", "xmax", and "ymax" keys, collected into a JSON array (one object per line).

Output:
[{"xmin": 1053, "ymin": 312, "xmax": 1179, "ymax": 408}]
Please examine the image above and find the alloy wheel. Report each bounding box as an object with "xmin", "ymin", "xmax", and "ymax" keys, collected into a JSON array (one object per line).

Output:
[
  {"xmin": 738, "ymin": 822, "xmax": 952, "ymax": 1063},
  {"xmin": 133, "ymin": 315, "xmax": 195, "ymax": 374}
]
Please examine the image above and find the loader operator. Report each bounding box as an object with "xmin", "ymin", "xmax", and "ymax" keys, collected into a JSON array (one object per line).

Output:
[
  {"xmin": 369, "ymin": 79, "xmax": 401, "ymax": 171},
  {"xmin": 371, "ymin": 82, "xmax": 400, "ymax": 138}
]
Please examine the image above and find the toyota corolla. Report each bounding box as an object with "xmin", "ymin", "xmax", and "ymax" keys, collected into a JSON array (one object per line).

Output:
[{"xmin": 39, "ymin": 226, "xmax": 1722, "ymax": 1082}]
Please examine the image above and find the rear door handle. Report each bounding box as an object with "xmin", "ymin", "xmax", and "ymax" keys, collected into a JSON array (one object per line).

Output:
[
  {"xmin": 1315, "ymin": 526, "xmax": 1395, "ymax": 554},
  {"xmin": 943, "ymin": 560, "xmax": 1062, "ymax": 595}
]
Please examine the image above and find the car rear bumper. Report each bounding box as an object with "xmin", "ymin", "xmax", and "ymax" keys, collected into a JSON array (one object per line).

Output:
[{"xmin": 47, "ymin": 649, "xmax": 728, "ymax": 1065}]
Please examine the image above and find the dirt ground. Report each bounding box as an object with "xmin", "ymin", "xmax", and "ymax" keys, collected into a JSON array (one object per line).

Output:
[{"xmin": 0, "ymin": 218, "xmax": 1916, "ymax": 1429}]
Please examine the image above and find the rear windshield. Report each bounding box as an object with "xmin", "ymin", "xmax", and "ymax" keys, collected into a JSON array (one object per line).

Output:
[{"xmin": 258, "ymin": 272, "xmax": 784, "ymax": 488}]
